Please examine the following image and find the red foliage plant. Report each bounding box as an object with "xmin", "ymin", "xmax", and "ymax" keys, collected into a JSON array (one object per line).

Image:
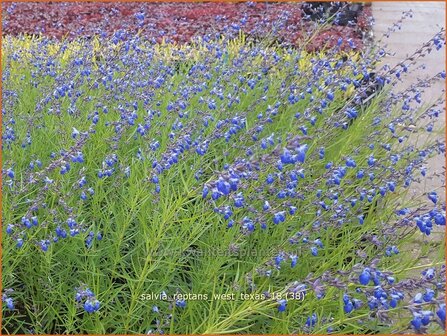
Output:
[{"xmin": 2, "ymin": 2, "xmax": 371, "ymax": 50}]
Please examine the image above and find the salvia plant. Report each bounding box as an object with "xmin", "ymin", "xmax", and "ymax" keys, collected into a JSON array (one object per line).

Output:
[{"xmin": 1, "ymin": 3, "xmax": 446, "ymax": 334}]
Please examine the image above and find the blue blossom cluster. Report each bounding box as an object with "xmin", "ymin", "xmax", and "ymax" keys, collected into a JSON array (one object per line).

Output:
[{"xmin": 75, "ymin": 285, "xmax": 100, "ymax": 313}]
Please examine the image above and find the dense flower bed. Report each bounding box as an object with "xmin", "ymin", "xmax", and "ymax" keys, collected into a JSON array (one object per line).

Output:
[
  {"xmin": 2, "ymin": 1, "xmax": 371, "ymax": 50},
  {"xmin": 1, "ymin": 3, "xmax": 445, "ymax": 335}
]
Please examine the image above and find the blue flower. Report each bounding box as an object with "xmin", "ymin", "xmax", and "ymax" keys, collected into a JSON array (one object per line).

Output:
[
  {"xmin": 280, "ymin": 148, "xmax": 294, "ymax": 164},
  {"xmin": 263, "ymin": 201, "xmax": 270, "ymax": 211},
  {"xmin": 275, "ymin": 253, "xmax": 284, "ymax": 267},
  {"xmin": 345, "ymin": 108, "xmax": 358, "ymax": 119},
  {"xmin": 305, "ymin": 313, "xmax": 317, "ymax": 327},
  {"xmin": 346, "ymin": 158, "xmax": 356, "ymax": 167},
  {"xmin": 273, "ymin": 211, "xmax": 286, "ymax": 224},
  {"xmin": 314, "ymin": 239, "xmax": 323, "ymax": 248},
  {"xmin": 344, "ymin": 301, "xmax": 354, "ymax": 313},
  {"xmin": 277, "ymin": 190, "xmax": 287, "ymax": 199},
  {"xmin": 300, "ymin": 125, "xmax": 308, "ymax": 135},
  {"xmin": 56, "ymin": 226, "xmax": 67, "ymax": 238},
  {"xmin": 6, "ymin": 168, "xmax": 14, "ymax": 179},
  {"xmin": 357, "ymin": 215, "xmax": 364, "ymax": 225},
  {"xmin": 414, "ymin": 293, "xmax": 423, "ymax": 304},
  {"xmin": 277, "ymin": 299, "xmax": 287, "ymax": 312},
  {"xmin": 359, "ymin": 269, "xmax": 371, "ymax": 285},
  {"xmin": 84, "ymin": 299, "xmax": 100, "ymax": 313},
  {"xmin": 22, "ymin": 217, "xmax": 32, "ymax": 229},
  {"xmin": 290, "ymin": 255, "xmax": 298, "ymax": 268},
  {"xmin": 421, "ymin": 311, "xmax": 433, "ymax": 326},
  {"xmin": 388, "ymin": 123, "xmax": 395, "ymax": 133},
  {"xmin": 428, "ymin": 191, "xmax": 438, "ymax": 204},
  {"xmin": 422, "ymin": 268, "xmax": 435, "ymax": 280},
  {"xmin": 385, "ymin": 245, "xmax": 399, "ymax": 256},
  {"xmin": 234, "ymin": 194, "xmax": 244, "ymax": 208},
  {"xmin": 422, "ymin": 284, "xmax": 435, "ymax": 300},
  {"xmin": 208, "ymin": 100, "xmax": 216, "ymax": 110},
  {"xmin": 217, "ymin": 179, "xmax": 231, "ymax": 195},
  {"xmin": 368, "ymin": 297, "xmax": 378, "ymax": 310},
  {"xmin": 436, "ymin": 304, "xmax": 446, "ymax": 323},
  {"xmin": 434, "ymin": 213, "xmax": 445, "ymax": 225},
  {"xmin": 211, "ymin": 189, "xmax": 220, "ymax": 200},
  {"xmin": 296, "ymin": 144, "xmax": 308, "ymax": 163},
  {"xmin": 60, "ymin": 163, "xmax": 70, "ymax": 175},
  {"xmin": 289, "ymin": 206, "xmax": 297, "ymax": 215},
  {"xmin": 3, "ymin": 297, "xmax": 14, "ymax": 310},
  {"xmin": 16, "ymin": 239, "xmax": 24, "ymax": 248},
  {"xmin": 411, "ymin": 316, "xmax": 422, "ymax": 330},
  {"xmin": 135, "ymin": 12, "xmax": 145, "ymax": 21},
  {"xmin": 202, "ymin": 186, "xmax": 209, "ymax": 199},
  {"xmin": 390, "ymin": 298, "xmax": 398, "ymax": 308},
  {"xmin": 319, "ymin": 147, "xmax": 325, "ymax": 159},
  {"xmin": 175, "ymin": 299, "xmax": 186, "ymax": 308},
  {"xmin": 6, "ymin": 224, "xmax": 14, "ymax": 235},
  {"xmin": 387, "ymin": 181, "xmax": 396, "ymax": 192},
  {"xmin": 39, "ymin": 239, "xmax": 50, "ymax": 251}
]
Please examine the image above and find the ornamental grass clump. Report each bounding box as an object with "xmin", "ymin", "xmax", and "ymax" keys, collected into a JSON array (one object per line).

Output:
[{"xmin": 1, "ymin": 5, "xmax": 446, "ymax": 335}]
